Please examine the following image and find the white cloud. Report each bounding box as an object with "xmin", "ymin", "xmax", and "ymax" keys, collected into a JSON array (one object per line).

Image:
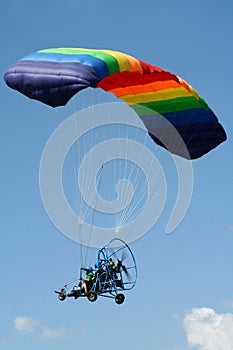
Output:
[
  {"xmin": 183, "ymin": 307, "xmax": 233, "ymax": 350},
  {"xmin": 41, "ymin": 326, "xmax": 67, "ymax": 338},
  {"xmin": 13, "ymin": 316, "xmax": 40, "ymax": 334},
  {"xmin": 13, "ymin": 316, "xmax": 67, "ymax": 339}
]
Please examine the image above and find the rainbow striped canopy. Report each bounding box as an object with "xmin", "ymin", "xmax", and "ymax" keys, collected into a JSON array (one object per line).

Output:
[{"xmin": 4, "ymin": 47, "xmax": 226, "ymax": 159}]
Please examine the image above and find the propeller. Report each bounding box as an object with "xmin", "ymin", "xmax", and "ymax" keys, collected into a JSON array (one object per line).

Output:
[
  {"xmin": 115, "ymin": 249, "xmax": 131, "ymax": 279},
  {"xmin": 107, "ymin": 245, "xmax": 135, "ymax": 283},
  {"xmin": 119, "ymin": 262, "xmax": 131, "ymax": 280},
  {"xmin": 104, "ymin": 238, "xmax": 137, "ymax": 290}
]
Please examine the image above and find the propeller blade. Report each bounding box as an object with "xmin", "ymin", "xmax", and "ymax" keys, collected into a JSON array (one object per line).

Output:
[
  {"xmin": 120, "ymin": 249, "xmax": 127, "ymax": 263},
  {"xmin": 122, "ymin": 267, "xmax": 131, "ymax": 279}
]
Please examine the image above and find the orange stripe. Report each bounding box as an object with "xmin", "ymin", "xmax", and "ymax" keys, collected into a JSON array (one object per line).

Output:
[
  {"xmin": 108, "ymin": 80, "xmax": 181, "ymax": 97},
  {"xmin": 122, "ymin": 53, "xmax": 143, "ymax": 73}
]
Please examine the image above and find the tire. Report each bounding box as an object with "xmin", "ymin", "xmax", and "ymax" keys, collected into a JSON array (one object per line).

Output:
[
  {"xmin": 87, "ymin": 291, "xmax": 97, "ymax": 302},
  {"xmin": 115, "ymin": 293, "xmax": 125, "ymax": 304},
  {"xmin": 59, "ymin": 294, "xmax": 66, "ymax": 301}
]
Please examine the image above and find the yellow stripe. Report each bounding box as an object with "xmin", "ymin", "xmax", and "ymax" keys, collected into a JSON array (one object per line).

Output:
[
  {"xmin": 121, "ymin": 87, "xmax": 195, "ymax": 104},
  {"xmin": 53, "ymin": 47, "xmax": 132, "ymax": 72},
  {"xmin": 121, "ymin": 53, "xmax": 143, "ymax": 73},
  {"xmin": 103, "ymin": 50, "xmax": 143, "ymax": 73},
  {"xmin": 102, "ymin": 49, "xmax": 132, "ymax": 72},
  {"xmin": 177, "ymin": 76, "xmax": 199, "ymax": 100}
]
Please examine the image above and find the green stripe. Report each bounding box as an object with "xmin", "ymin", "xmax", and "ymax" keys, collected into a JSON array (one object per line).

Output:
[
  {"xmin": 38, "ymin": 48, "xmax": 120, "ymax": 74},
  {"xmin": 131, "ymin": 96, "xmax": 208, "ymax": 116},
  {"xmin": 198, "ymin": 96, "xmax": 209, "ymax": 110}
]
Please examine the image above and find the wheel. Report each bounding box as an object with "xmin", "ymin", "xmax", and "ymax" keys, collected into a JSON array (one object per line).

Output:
[
  {"xmin": 59, "ymin": 293, "xmax": 66, "ymax": 301},
  {"xmin": 87, "ymin": 291, "xmax": 97, "ymax": 302},
  {"xmin": 115, "ymin": 293, "xmax": 125, "ymax": 304},
  {"xmin": 57, "ymin": 288, "xmax": 66, "ymax": 301}
]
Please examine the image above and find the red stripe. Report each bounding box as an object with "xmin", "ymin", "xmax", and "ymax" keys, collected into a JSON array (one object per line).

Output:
[
  {"xmin": 97, "ymin": 70, "xmax": 180, "ymax": 91},
  {"xmin": 138, "ymin": 60, "xmax": 162, "ymax": 73}
]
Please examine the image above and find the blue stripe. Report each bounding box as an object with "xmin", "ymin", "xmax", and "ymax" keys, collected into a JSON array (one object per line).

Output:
[
  {"xmin": 137, "ymin": 108, "xmax": 216, "ymax": 128},
  {"xmin": 20, "ymin": 52, "xmax": 109, "ymax": 79},
  {"xmin": 162, "ymin": 108, "xmax": 216, "ymax": 126},
  {"xmin": 140, "ymin": 108, "xmax": 226, "ymax": 159},
  {"xmin": 4, "ymin": 60, "xmax": 101, "ymax": 107}
]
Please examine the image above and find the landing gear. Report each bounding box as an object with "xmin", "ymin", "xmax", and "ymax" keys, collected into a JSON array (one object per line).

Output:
[
  {"xmin": 59, "ymin": 293, "xmax": 66, "ymax": 301},
  {"xmin": 55, "ymin": 288, "xmax": 67, "ymax": 301},
  {"xmin": 87, "ymin": 291, "xmax": 98, "ymax": 302},
  {"xmin": 115, "ymin": 293, "xmax": 125, "ymax": 304}
]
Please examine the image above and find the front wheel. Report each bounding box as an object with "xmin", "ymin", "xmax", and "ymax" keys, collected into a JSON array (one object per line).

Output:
[
  {"xmin": 87, "ymin": 291, "xmax": 98, "ymax": 302},
  {"xmin": 58, "ymin": 292, "xmax": 66, "ymax": 301},
  {"xmin": 56, "ymin": 288, "xmax": 66, "ymax": 301},
  {"xmin": 115, "ymin": 293, "xmax": 125, "ymax": 304}
]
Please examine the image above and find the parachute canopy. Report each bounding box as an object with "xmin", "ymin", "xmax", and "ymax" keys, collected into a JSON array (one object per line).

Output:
[{"xmin": 4, "ymin": 48, "xmax": 226, "ymax": 159}]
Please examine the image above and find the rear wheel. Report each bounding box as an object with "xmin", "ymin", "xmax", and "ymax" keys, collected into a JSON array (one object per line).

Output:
[
  {"xmin": 115, "ymin": 293, "xmax": 125, "ymax": 304},
  {"xmin": 87, "ymin": 291, "xmax": 97, "ymax": 302}
]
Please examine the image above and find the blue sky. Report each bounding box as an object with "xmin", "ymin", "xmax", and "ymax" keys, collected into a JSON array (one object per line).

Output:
[{"xmin": 1, "ymin": 1, "xmax": 233, "ymax": 349}]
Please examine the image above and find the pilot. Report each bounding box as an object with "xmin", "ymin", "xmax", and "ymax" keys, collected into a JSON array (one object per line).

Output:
[{"xmin": 79, "ymin": 266, "xmax": 95, "ymax": 294}]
